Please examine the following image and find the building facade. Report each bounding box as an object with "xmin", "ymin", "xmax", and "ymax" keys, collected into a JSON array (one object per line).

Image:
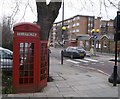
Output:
[{"xmin": 49, "ymin": 14, "xmax": 118, "ymax": 53}]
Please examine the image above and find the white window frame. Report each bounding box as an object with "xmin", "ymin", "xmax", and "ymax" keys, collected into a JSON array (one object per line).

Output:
[
  {"xmin": 73, "ymin": 30, "xmax": 76, "ymax": 33},
  {"xmin": 76, "ymin": 29, "xmax": 80, "ymax": 32},
  {"xmin": 76, "ymin": 23, "xmax": 80, "ymax": 26},
  {"xmin": 73, "ymin": 24, "xmax": 76, "ymax": 27}
]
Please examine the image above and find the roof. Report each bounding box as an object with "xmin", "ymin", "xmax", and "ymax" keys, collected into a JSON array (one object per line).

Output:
[
  {"xmin": 0, "ymin": 47, "xmax": 13, "ymax": 54},
  {"xmin": 77, "ymin": 34, "xmax": 114, "ymax": 41},
  {"xmin": 100, "ymin": 34, "xmax": 114, "ymax": 41},
  {"xmin": 54, "ymin": 15, "xmax": 95, "ymax": 24},
  {"xmin": 13, "ymin": 22, "xmax": 40, "ymax": 32}
]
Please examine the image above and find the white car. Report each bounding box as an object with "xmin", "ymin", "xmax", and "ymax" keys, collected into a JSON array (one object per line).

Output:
[{"xmin": 0, "ymin": 47, "xmax": 13, "ymax": 70}]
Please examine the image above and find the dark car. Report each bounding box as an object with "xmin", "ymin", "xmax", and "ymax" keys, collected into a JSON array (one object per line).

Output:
[{"xmin": 63, "ymin": 47, "xmax": 86, "ymax": 59}]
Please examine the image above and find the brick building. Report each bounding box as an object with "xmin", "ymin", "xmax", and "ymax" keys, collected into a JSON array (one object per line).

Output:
[
  {"xmin": 49, "ymin": 15, "xmax": 118, "ymax": 53},
  {"xmin": 50, "ymin": 15, "xmax": 95, "ymax": 47}
]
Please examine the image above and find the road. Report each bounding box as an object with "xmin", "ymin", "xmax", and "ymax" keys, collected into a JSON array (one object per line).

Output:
[{"xmin": 50, "ymin": 47, "xmax": 116, "ymax": 75}]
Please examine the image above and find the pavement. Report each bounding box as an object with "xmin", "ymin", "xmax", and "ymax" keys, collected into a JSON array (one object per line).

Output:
[{"xmin": 3, "ymin": 51, "xmax": 120, "ymax": 98}]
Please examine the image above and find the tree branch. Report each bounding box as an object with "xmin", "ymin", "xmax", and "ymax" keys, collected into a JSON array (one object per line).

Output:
[
  {"xmin": 36, "ymin": 0, "xmax": 62, "ymax": 40},
  {"xmin": 103, "ymin": 0, "xmax": 109, "ymax": 18},
  {"xmin": 48, "ymin": 1, "xmax": 62, "ymax": 22},
  {"xmin": 19, "ymin": 0, "xmax": 29, "ymax": 22},
  {"xmin": 107, "ymin": 0, "xmax": 118, "ymax": 9}
]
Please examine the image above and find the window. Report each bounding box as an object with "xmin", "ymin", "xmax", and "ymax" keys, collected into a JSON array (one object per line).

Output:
[
  {"xmin": 76, "ymin": 23, "xmax": 80, "ymax": 26},
  {"xmin": 88, "ymin": 29, "xmax": 91, "ymax": 32},
  {"xmin": 67, "ymin": 25, "xmax": 70, "ymax": 28},
  {"xmin": 73, "ymin": 24, "xmax": 76, "ymax": 27},
  {"xmin": 53, "ymin": 24, "xmax": 56, "ymax": 27},
  {"xmin": 88, "ymin": 23, "xmax": 93, "ymax": 28},
  {"xmin": 109, "ymin": 23, "xmax": 113, "ymax": 26},
  {"xmin": 73, "ymin": 18, "xmax": 76, "ymax": 21},
  {"xmin": 88, "ymin": 17, "xmax": 94, "ymax": 21},
  {"xmin": 76, "ymin": 29, "xmax": 80, "ymax": 32},
  {"xmin": 91, "ymin": 23, "xmax": 93, "ymax": 27},
  {"xmin": 77, "ymin": 16, "xmax": 80, "ymax": 20},
  {"xmin": 73, "ymin": 30, "xmax": 76, "ymax": 33},
  {"xmin": 68, "ymin": 20, "xmax": 71, "ymax": 23},
  {"xmin": 88, "ymin": 17, "xmax": 91, "ymax": 21},
  {"xmin": 53, "ymin": 28, "xmax": 56, "ymax": 31},
  {"xmin": 19, "ymin": 42, "xmax": 34, "ymax": 84},
  {"xmin": 88, "ymin": 24, "xmax": 90, "ymax": 27}
]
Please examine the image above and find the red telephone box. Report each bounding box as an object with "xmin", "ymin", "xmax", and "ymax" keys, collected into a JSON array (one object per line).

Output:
[{"xmin": 13, "ymin": 22, "xmax": 48, "ymax": 93}]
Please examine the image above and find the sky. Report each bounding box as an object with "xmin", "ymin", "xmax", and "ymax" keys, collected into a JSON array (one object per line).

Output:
[
  {"xmin": 0, "ymin": 0, "xmax": 120, "ymax": 24},
  {"xmin": 56, "ymin": 0, "xmax": 119, "ymax": 22}
]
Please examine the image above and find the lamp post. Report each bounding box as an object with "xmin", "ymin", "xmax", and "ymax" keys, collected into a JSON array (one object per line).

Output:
[
  {"xmin": 108, "ymin": 2, "xmax": 120, "ymax": 86},
  {"xmin": 61, "ymin": 0, "xmax": 65, "ymax": 64},
  {"xmin": 108, "ymin": 12, "xmax": 120, "ymax": 86}
]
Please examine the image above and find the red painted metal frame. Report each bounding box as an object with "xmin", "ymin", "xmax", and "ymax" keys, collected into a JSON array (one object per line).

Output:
[
  {"xmin": 39, "ymin": 41, "xmax": 48, "ymax": 89},
  {"xmin": 13, "ymin": 22, "xmax": 48, "ymax": 93}
]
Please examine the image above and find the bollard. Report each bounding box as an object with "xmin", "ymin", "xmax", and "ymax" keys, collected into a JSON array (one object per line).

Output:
[{"xmin": 61, "ymin": 50, "xmax": 63, "ymax": 64}]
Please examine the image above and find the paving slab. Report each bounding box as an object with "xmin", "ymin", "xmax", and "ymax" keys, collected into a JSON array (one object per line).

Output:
[{"xmin": 5, "ymin": 55, "xmax": 119, "ymax": 98}]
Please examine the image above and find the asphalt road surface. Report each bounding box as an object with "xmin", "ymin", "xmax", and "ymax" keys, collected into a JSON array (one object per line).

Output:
[{"xmin": 50, "ymin": 47, "xmax": 118, "ymax": 75}]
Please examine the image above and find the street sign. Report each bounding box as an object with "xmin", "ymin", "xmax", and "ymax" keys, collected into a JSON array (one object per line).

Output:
[{"xmin": 93, "ymin": 33, "xmax": 98, "ymax": 40}]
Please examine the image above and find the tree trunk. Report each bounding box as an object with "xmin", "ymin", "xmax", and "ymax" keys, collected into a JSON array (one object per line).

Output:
[{"xmin": 36, "ymin": 0, "xmax": 62, "ymax": 41}]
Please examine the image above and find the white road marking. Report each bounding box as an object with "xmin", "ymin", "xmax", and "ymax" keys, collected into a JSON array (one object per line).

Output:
[
  {"xmin": 100, "ymin": 62, "xmax": 104, "ymax": 64},
  {"xmin": 84, "ymin": 64, "xmax": 89, "ymax": 65},
  {"xmin": 84, "ymin": 58, "xmax": 98, "ymax": 62},
  {"xmin": 66, "ymin": 59, "xmax": 80, "ymax": 64},
  {"xmin": 91, "ymin": 63, "xmax": 96, "ymax": 64},
  {"xmin": 74, "ymin": 59, "xmax": 89, "ymax": 63},
  {"xmin": 66, "ymin": 58, "xmax": 102, "ymax": 65},
  {"xmin": 75, "ymin": 64, "xmax": 80, "ymax": 67}
]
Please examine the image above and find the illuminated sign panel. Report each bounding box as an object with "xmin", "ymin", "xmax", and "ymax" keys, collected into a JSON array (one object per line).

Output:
[{"xmin": 17, "ymin": 32, "xmax": 37, "ymax": 37}]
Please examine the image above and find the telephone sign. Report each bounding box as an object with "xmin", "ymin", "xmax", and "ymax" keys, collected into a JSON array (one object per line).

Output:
[{"xmin": 17, "ymin": 32, "xmax": 37, "ymax": 37}]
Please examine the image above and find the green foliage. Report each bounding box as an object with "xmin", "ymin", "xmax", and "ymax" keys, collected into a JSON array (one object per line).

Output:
[
  {"xmin": 2, "ymin": 71, "xmax": 13, "ymax": 94},
  {"xmin": 2, "ymin": 38, "xmax": 13, "ymax": 51}
]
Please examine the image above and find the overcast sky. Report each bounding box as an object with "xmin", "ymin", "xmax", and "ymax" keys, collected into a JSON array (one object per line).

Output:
[{"xmin": 0, "ymin": 0, "xmax": 120, "ymax": 24}]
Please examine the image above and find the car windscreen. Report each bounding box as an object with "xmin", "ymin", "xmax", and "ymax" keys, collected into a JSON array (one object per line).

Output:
[
  {"xmin": 4, "ymin": 50, "xmax": 13, "ymax": 55},
  {"xmin": 0, "ymin": 50, "xmax": 12, "ymax": 59},
  {"xmin": 76, "ymin": 48, "xmax": 85, "ymax": 51}
]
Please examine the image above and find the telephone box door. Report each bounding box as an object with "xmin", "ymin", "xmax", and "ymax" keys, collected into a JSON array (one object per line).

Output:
[{"xmin": 13, "ymin": 23, "xmax": 40, "ymax": 93}]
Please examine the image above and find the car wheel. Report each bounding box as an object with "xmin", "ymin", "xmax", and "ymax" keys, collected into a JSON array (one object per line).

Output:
[
  {"xmin": 70, "ymin": 54, "xmax": 74, "ymax": 59},
  {"xmin": 80, "ymin": 56, "xmax": 84, "ymax": 59}
]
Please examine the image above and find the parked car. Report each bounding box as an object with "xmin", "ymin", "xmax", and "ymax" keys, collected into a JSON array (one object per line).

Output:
[
  {"xmin": 0, "ymin": 47, "xmax": 13, "ymax": 70},
  {"xmin": 63, "ymin": 47, "xmax": 86, "ymax": 59}
]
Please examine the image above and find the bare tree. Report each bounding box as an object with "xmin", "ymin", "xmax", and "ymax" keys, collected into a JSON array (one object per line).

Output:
[
  {"xmin": 2, "ymin": 16, "xmax": 13, "ymax": 50},
  {"xmin": 2, "ymin": 0, "xmax": 119, "ymax": 40}
]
